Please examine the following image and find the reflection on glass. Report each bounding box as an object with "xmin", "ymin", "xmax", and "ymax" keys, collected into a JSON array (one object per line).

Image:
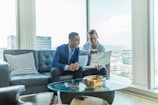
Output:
[{"xmin": 47, "ymin": 75, "xmax": 131, "ymax": 93}]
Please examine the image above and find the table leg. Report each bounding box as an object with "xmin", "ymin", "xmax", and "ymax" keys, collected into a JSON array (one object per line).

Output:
[{"xmin": 60, "ymin": 91, "xmax": 115, "ymax": 104}]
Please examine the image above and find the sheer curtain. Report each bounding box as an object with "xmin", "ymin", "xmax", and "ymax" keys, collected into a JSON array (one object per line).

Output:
[{"xmin": 16, "ymin": 0, "xmax": 36, "ymax": 49}]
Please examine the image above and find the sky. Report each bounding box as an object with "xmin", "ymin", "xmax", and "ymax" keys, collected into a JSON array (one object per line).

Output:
[
  {"xmin": 0, "ymin": 0, "xmax": 157, "ymax": 49},
  {"xmin": 36, "ymin": 0, "xmax": 132, "ymax": 48}
]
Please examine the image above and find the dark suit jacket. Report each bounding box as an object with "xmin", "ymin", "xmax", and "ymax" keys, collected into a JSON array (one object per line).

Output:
[{"xmin": 52, "ymin": 44, "xmax": 80, "ymax": 70}]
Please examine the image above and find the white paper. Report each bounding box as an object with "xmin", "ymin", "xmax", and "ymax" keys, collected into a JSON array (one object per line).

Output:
[{"xmin": 89, "ymin": 51, "xmax": 112, "ymax": 68}]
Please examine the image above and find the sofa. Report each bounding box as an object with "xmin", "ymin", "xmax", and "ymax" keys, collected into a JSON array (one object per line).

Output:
[
  {"xmin": 0, "ymin": 50, "xmax": 54, "ymax": 95},
  {"xmin": 0, "ymin": 49, "xmax": 110, "ymax": 95}
]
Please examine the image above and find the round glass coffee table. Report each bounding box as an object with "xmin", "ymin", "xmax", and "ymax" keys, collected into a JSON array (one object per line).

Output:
[{"xmin": 47, "ymin": 75, "xmax": 131, "ymax": 104}]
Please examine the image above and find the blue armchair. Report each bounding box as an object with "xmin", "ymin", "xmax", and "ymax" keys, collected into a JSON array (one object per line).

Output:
[{"xmin": 0, "ymin": 85, "xmax": 33, "ymax": 105}]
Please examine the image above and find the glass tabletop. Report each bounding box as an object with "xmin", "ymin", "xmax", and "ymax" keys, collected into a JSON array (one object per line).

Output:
[{"xmin": 47, "ymin": 75, "xmax": 131, "ymax": 93}]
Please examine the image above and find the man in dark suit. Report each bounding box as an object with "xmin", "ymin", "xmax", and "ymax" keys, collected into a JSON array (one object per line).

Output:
[
  {"xmin": 51, "ymin": 32, "xmax": 83, "ymax": 82},
  {"xmin": 50, "ymin": 32, "xmax": 83, "ymax": 104}
]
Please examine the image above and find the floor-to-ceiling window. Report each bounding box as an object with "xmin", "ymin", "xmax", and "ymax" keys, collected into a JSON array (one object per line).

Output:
[
  {"xmin": 0, "ymin": 0, "xmax": 16, "ymax": 60},
  {"xmin": 1, "ymin": 0, "xmax": 158, "ymax": 99},
  {"xmin": 35, "ymin": 0, "xmax": 86, "ymax": 50},
  {"xmin": 89, "ymin": 0, "xmax": 132, "ymax": 79}
]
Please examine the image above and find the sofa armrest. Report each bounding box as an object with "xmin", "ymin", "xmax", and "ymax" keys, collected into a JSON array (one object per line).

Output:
[
  {"xmin": 0, "ymin": 85, "xmax": 25, "ymax": 105},
  {"xmin": 0, "ymin": 61, "xmax": 10, "ymax": 87},
  {"xmin": 79, "ymin": 55, "xmax": 88, "ymax": 67}
]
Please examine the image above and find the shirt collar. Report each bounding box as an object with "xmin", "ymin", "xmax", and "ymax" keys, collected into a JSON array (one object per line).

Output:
[
  {"xmin": 90, "ymin": 41, "xmax": 99, "ymax": 49},
  {"xmin": 68, "ymin": 44, "xmax": 75, "ymax": 52}
]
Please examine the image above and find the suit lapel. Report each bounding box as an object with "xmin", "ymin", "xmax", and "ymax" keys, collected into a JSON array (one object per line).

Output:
[{"xmin": 65, "ymin": 44, "xmax": 69, "ymax": 64}]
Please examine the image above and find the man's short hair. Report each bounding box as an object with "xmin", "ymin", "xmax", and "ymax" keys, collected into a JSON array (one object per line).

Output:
[
  {"xmin": 88, "ymin": 29, "xmax": 97, "ymax": 35},
  {"xmin": 69, "ymin": 32, "xmax": 79, "ymax": 39}
]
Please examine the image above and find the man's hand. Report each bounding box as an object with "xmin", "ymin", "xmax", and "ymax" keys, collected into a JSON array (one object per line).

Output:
[
  {"xmin": 95, "ymin": 65, "xmax": 103, "ymax": 70},
  {"xmin": 91, "ymin": 49, "xmax": 99, "ymax": 53},
  {"xmin": 68, "ymin": 63, "xmax": 79, "ymax": 71}
]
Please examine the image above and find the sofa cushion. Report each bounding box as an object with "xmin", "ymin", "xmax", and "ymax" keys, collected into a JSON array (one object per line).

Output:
[
  {"xmin": 3, "ymin": 50, "xmax": 38, "ymax": 70},
  {"xmin": 10, "ymin": 73, "xmax": 51, "ymax": 86},
  {"xmin": 5, "ymin": 52, "xmax": 38, "ymax": 75},
  {"xmin": 38, "ymin": 50, "xmax": 55, "ymax": 73}
]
